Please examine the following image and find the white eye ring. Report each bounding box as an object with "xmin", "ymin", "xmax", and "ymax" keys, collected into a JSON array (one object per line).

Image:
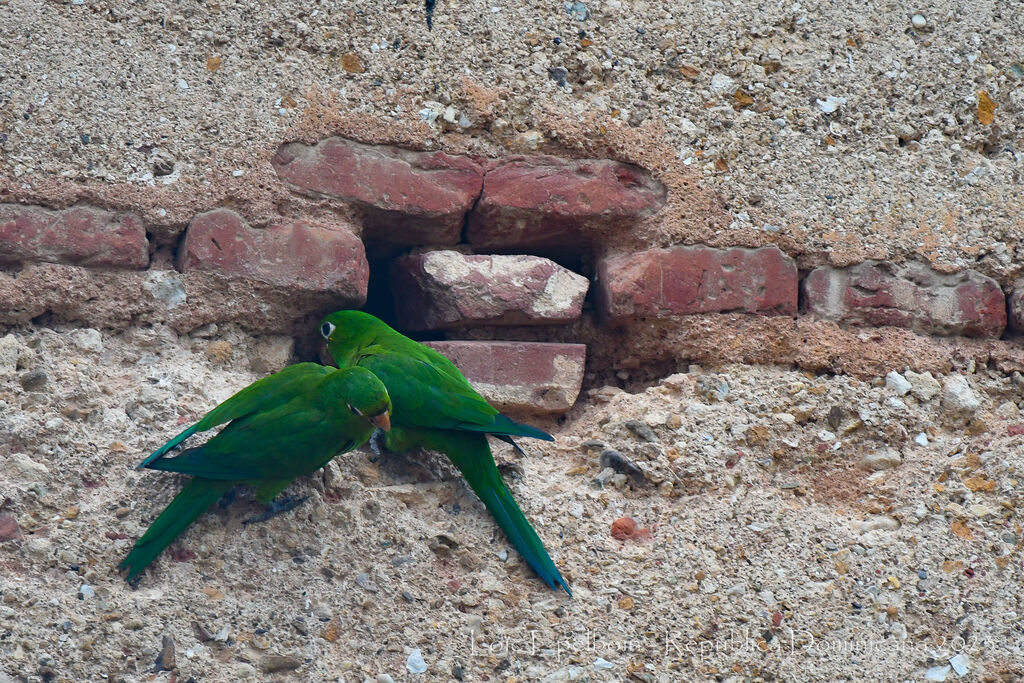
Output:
[{"xmin": 320, "ymin": 321, "xmax": 336, "ymax": 339}]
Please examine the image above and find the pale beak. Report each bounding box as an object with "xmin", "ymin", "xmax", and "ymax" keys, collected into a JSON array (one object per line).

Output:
[
  {"xmin": 370, "ymin": 411, "xmax": 391, "ymax": 432},
  {"xmin": 319, "ymin": 342, "xmax": 338, "ymax": 367}
]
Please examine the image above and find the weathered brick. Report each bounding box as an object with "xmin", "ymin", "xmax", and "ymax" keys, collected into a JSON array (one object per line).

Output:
[
  {"xmin": 0, "ymin": 263, "xmax": 355, "ymax": 335},
  {"xmin": 0, "ymin": 203, "xmax": 148, "ymax": 269},
  {"xmin": 273, "ymin": 137, "xmax": 483, "ymax": 246},
  {"xmin": 802, "ymin": 261, "xmax": 1006, "ymax": 338},
  {"xmin": 597, "ymin": 245, "xmax": 797, "ymax": 323},
  {"xmin": 466, "ymin": 157, "xmax": 666, "ymax": 249},
  {"xmin": 425, "ymin": 341, "xmax": 586, "ymax": 414},
  {"xmin": 177, "ymin": 209, "xmax": 368, "ymax": 303},
  {"xmin": 0, "ymin": 512, "xmax": 21, "ymax": 542},
  {"xmin": 390, "ymin": 250, "xmax": 589, "ymax": 330},
  {"xmin": 1009, "ymin": 280, "xmax": 1024, "ymax": 333}
]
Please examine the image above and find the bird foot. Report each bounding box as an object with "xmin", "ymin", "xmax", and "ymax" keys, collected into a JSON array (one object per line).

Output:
[
  {"xmin": 243, "ymin": 494, "xmax": 310, "ymax": 525},
  {"xmin": 369, "ymin": 429, "xmax": 387, "ymax": 457},
  {"xmin": 216, "ymin": 487, "xmax": 238, "ymax": 509}
]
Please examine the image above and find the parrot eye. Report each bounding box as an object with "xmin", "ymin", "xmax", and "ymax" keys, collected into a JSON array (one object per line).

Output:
[
  {"xmin": 320, "ymin": 321, "xmax": 336, "ymax": 339},
  {"xmin": 348, "ymin": 404, "xmax": 362, "ymax": 416}
]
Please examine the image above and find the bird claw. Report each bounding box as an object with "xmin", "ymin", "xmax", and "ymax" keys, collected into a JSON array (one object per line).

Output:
[
  {"xmin": 243, "ymin": 494, "xmax": 310, "ymax": 525},
  {"xmin": 369, "ymin": 429, "xmax": 386, "ymax": 457},
  {"xmin": 216, "ymin": 487, "xmax": 238, "ymax": 509}
]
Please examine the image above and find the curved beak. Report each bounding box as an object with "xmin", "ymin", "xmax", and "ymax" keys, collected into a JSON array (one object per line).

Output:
[
  {"xmin": 319, "ymin": 341, "xmax": 338, "ymax": 367},
  {"xmin": 370, "ymin": 411, "xmax": 391, "ymax": 432}
]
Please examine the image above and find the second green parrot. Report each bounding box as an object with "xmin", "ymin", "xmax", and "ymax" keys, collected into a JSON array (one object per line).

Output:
[
  {"xmin": 119, "ymin": 363, "xmax": 391, "ymax": 582},
  {"xmin": 319, "ymin": 310, "xmax": 570, "ymax": 595}
]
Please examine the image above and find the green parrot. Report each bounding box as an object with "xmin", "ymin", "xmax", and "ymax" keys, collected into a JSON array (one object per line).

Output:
[
  {"xmin": 119, "ymin": 363, "xmax": 391, "ymax": 582},
  {"xmin": 319, "ymin": 310, "xmax": 571, "ymax": 595}
]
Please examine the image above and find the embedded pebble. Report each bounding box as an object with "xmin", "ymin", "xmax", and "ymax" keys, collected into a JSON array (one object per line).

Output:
[
  {"xmin": 859, "ymin": 448, "xmax": 902, "ymax": 471},
  {"xmin": 948, "ymin": 653, "xmax": 969, "ymax": 676},
  {"xmin": 406, "ymin": 649, "xmax": 427, "ymax": 674},
  {"xmin": 709, "ymin": 73, "xmax": 736, "ymax": 95},
  {"xmin": 624, "ymin": 419, "xmax": 658, "ymax": 442},
  {"xmin": 911, "ymin": 13, "xmax": 927, "ymax": 28},
  {"xmin": 905, "ymin": 370, "xmax": 941, "ymax": 401},
  {"xmin": 885, "ymin": 371, "xmax": 912, "ymax": 396},
  {"xmin": 941, "ymin": 375, "xmax": 981, "ymax": 414}
]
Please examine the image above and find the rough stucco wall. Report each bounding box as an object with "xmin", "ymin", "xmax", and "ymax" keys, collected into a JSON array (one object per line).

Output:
[
  {"xmin": 3, "ymin": 1, "xmax": 1024, "ymax": 682},
  {"xmin": 2, "ymin": 0, "xmax": 1022, "ymax": 273}
]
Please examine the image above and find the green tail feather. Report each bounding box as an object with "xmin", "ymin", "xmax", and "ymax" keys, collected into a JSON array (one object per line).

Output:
[
  {"xmin": 135, "ymin": 424, "xmax": 199, "ymax": 470},
  {"xmin": 449, "ymin": 436, "xmax": 571, "ymax": 595},
  {"xmin": 118, "ymin": 477, "xmax": 228, "ymax": 582}
]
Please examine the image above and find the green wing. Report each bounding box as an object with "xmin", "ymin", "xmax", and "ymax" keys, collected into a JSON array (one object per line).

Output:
[
  {"xmin": 355, "ymin": 344, "xmax": 552, "ymax": 440},
  {"xmin": 137, "ymin": 363, "xmax": 333, "ymax": 469}
]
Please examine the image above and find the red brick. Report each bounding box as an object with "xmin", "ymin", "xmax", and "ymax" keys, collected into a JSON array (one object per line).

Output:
[
  {"xmin": 390, "ymin": 251, "xmax": 589, "ymax": 330},
  {"xmin": 0, "ymin": 204, "xmax": 148, "ymax": 269},
  {"xmin": 1009, "ymin": 280, "xmax": 1024, "ymax": 333},
  {"xmin": 425, "ymin": 341, "xmax": 586, "ymax": 414},
  {"xmin": 273, "ymin": 138, "xmax": 483, "ymax": 246},
  {"xmin": 177, "ymin": 209, "xmax": 368, "ymax": 303},
  {"xmin": 466, "ymin": 157, "xmax": 666, "ymax": 249},
  {"xmin": 597, "ymin": 245, "xmax": 797, "ymax": 323},
  {"xmin": 802, "ymin": 261, "xmax": 1006, "ymax": 338},
  {"xmin": 0, "ymin": 512, "xmax": 21, "ymax": 542},
  {"xmin": 0, "ymin": 262, "xmax": 357, "ymax": 335}
]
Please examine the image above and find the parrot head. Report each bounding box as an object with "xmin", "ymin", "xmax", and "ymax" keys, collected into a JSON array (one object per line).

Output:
[
  {"xmin": 318, "ymin": 310, "xmax": 387, "ymax": 367},
  {"xmin": 328, "ymin": 366, "xmax": 392, "ymax": 431}
]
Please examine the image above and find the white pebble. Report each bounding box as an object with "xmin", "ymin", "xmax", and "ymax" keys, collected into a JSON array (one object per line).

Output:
[
  {"xmin": 177, "ymin": 79, "xmax": 189, "ymax": 90},
  {"xmin": 593, "ymin": 658, "xmax": 614, "ymax": 670},
  {"xmin": 405, "ymin": 649, "xmax": 427, "ymax": 675},
  {"xmin": 816, "ymin": 96, "xmax": 846, "ymax": 113},
  {"xmin": 941, "ymin": 375, "xmax": 981, "ymax": 415},
  {"xmin": 949, "ymin": 653, "xmax": 969, "ymax": 676},
  {"xmin": 925, "ymin": 665, "xmax": 950, "ymax": 682},
  {"xmin": 710, "ymin": 73, "xmax": 736, "ymax": 95},
  {"xmin": 911, "ymin": 13, "xmax": 927, "ymax": 28},
  {"xmin": 885, "ymin": 371, "xmax": 912, "ymax": 396},
  {"xmin": 915, "ymin": 432, "xmax": 929, "ymax": 446}
]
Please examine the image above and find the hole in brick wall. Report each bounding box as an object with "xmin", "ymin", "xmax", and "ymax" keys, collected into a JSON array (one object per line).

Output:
[
  {"xmin": 796, "ymin": 269, "xmax": 811, "ymax": 314},
  {"xmin": 149, "ymin": 236, "xmax": 178, "ymax": 269},
  {"xmin": 30, "ymin": 312, "xmax": 57, "ymax": 328},
  {"xmin": 361, "ymin": 252, "xmax": 445, "ymax": 343}
]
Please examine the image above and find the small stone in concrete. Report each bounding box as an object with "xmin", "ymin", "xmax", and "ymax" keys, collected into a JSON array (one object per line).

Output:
[
  {"xmin": 941, "ymin": 375, "xmax": 981, "ymax": 415},
  {"xmin": 904, "ymin": 370, "xmax": 940, "ymax": 401},
  {"xmin": 885, "ymin": 371, "xmax": 912, "ymax": 396},
  {"xmin": 859, "ymin": 448, "xmax": 902, "ymax": 471}
]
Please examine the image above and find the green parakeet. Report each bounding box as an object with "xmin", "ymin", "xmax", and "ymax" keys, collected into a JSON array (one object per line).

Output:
[
  {"xmin": 119, "ymin": 363, "xmax": 391, "ymax": 582},
  {"xmin": 319, "ymin": 310, "xmax": 570, "ymax": 595}
]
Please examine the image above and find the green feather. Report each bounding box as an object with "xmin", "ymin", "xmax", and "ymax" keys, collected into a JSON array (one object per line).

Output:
[
  {"xmin": 120, "ymin": 364, "xmax": 391, "ymax": 582},
  {"xmin": 321, "ymin": 310, "xmax": 570, "ymax": 595}
]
